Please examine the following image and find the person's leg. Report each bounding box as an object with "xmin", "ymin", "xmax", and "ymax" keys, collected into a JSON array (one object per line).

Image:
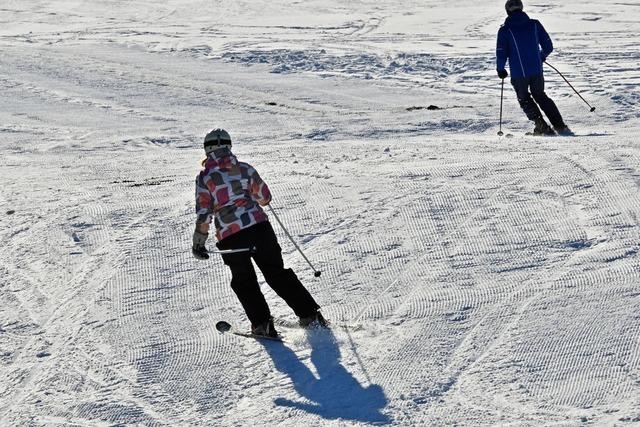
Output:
[
  {"xmin": 251, "ymin": 222, "xmax": 320, "ymax": 318},
  {"xmin": 218, "ymin": 229, "xmax": 271, "ymax": 327},
  {"xmin": 511, "ymin": 76, "xmax": 542, "ymax": 121},
  {"xmin": 221, "ymin": 253, "xmax": 271, "ymax": 326},
  {"xmin": 530, "ymin": 74, "xmax": 566, "ymax": 129}
]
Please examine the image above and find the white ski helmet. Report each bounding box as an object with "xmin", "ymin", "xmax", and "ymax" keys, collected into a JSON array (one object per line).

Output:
[
  {"xmin": 505, "ymin": 0, "xmax": 523, "ymax": 13},
  {"xmin": 203, "ymin": 128, "xmax": 231, "ymax": 154}
]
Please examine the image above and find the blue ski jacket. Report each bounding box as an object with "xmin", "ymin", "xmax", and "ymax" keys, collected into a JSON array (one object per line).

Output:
[{"xmin": 496, "ymin": 11, "xmax": 553, "ymax": 78}]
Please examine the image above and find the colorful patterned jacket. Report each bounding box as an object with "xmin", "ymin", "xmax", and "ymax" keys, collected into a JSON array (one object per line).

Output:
[{"xmin": 195, "ymin": 147, "xmax": 271, "ymax": 241}]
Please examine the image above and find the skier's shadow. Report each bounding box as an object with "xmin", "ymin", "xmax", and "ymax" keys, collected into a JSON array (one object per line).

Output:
[{"xmin": 260, "ymin": 327, "xmax": 390, "ymax": 424}]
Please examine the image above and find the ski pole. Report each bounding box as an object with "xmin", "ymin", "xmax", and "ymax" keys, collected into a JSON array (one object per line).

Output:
[
  {"xmin": 267, "ymin": 204, "xmax": 322, "ymax": 277},
  {"xmin": 544, "ymin": 61, "xmax": 596, "ymax": 112},
  {"xmin": 498, "ymin": 78, "xmax": 505, "ymax": 136}
]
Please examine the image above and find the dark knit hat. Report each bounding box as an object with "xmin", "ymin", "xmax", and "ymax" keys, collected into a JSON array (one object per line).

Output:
[{"xmin": 505, "ymin": 0, "xmax": 523, "ymax": 14}]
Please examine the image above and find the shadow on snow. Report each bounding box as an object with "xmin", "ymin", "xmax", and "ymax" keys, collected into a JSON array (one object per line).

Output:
[{"xmin": 260, "ymin": 327, "xmax": 390, "ymax": 424}]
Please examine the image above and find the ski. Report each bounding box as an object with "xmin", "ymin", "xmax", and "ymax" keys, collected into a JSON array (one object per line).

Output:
[
  {"xmin": 273, "ymin": 317, "xmax": 329, "ymax": 330},
  {"xmin": 524, "ymin": 131, "xmax": 576, "ymax": 137},
  {"xmin": 273, "ymin": 317, "xmax": 362, "ymax": 331},
  {"xmin": 500, "ymin": 131, "xmax": 576, "ymax": 138},
  {"xmin": 215, "ymin": 317, "xmax": 359, "ymax": 342},
  {"xmin": 525, "ymin": 132, "xmax": 548, "ymax": 136},
  {"xmin": 215, "ymin": 320, "xmax": 283, "ymax": 342}
]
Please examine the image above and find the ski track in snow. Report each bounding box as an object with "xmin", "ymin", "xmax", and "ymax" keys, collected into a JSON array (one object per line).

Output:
[{"xmin": 1, "ymin": 0, "xmax": 639, "ymax": 425}]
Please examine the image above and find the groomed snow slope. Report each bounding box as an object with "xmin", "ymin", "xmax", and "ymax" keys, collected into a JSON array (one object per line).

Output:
[{"xmin": 1, "ymin": 1, "xmax": 639, "ymax": 425}]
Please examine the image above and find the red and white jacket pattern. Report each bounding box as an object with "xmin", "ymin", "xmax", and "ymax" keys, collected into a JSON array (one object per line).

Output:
[{"xmin": 195, "ymin": 147, "xmax": 271, "ymax": 241}]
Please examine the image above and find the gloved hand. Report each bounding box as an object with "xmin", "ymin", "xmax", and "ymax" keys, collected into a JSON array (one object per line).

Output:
[
  {"xmin": 192, "ymin": 229, "xmax": 209, "ymax": 260},
  {"xmin": 258, "ymin": 195, "xmax": 272, "ymax": 207},
  {"xmin": 497, "ymin": 69, "xmax": 508, "ymax": 79}
]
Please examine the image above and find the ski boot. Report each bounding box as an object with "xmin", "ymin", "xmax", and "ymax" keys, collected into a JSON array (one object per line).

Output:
[
  {"xmin": 532, "ymin": 117, "xmax": 556, "ymax": 136},
  {"xmin": 299, "ymin": 310, "xmax": 329, "ymax": 329},
  {"xmin": 251, "ymin": 317, "xmax": 279, "ymax": 338},
  {"xmin": 553, "ymin": 124, "xmax": 574, "ymax": 136}
]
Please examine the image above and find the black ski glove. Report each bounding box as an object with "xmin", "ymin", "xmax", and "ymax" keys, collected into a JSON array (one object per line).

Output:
[
  {"xmin": 192, "ymin": 229, "xmax": 209, "ymax": 260},
  {"xmin": 497, "ymin": 69, "xmax": 508, "ymax": 79}
]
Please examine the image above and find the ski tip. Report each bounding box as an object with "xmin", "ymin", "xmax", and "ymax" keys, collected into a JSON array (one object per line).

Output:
[{"xmin": 215, "ymin": 320, "xmax": 232, "ymax": 332}]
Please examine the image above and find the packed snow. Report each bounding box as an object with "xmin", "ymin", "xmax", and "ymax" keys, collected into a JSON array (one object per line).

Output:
[{"xmin": 1, "ymin": 0, "xmax": 639, "ymax": 425}]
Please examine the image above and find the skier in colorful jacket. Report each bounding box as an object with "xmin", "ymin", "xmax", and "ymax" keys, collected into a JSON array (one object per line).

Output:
[
  {"xmin": 192, "ymin": 128, "xmax": 326, "ymax": 337},
  {"xmin": 496, "ymin": 0, "xmax": 572, "ymax": 136}
]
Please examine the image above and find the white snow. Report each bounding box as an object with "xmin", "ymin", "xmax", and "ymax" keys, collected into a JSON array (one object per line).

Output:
[{"xmin": 1, "ymin": 0, "xmax": 639, "ymax": 425}]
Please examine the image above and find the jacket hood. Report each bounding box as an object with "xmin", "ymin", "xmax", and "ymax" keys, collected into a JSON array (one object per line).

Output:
[
  {"xmin": 203, "ymin": 146, "xmax": 238, "ymax": 171},
  {"xmin": 504, "ymin": 11, "xmax": 530, "ymax": 26}
]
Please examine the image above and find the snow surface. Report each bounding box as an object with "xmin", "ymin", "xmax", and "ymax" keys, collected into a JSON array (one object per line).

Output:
[{"xmin": 1, "ymin": 0, "xmax": 639, "ymax": 425}]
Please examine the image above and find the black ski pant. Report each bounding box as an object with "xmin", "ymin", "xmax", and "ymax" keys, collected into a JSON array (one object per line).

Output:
[
  {"xmin": 217, "ymin": 221, "xmax": 320, "ymax": 327},
  {"xmin": 511, "ymin": 74, "xmax": 565, "ymax": 128}
]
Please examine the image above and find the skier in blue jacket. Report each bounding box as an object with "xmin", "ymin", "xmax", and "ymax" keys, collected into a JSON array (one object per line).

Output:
[{"xmin": 496, "ymin": 0, "xmax": 572, "ymax": 136}]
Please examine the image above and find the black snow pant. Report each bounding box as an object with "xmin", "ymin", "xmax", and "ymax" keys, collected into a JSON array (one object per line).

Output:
[
  {"xmin": 511, "ymin": 74, "xmax": 565, "ymax": 128},
  {"xmin": 217, "ymin": 221, "xmax": 320, "ymax": 327}
]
